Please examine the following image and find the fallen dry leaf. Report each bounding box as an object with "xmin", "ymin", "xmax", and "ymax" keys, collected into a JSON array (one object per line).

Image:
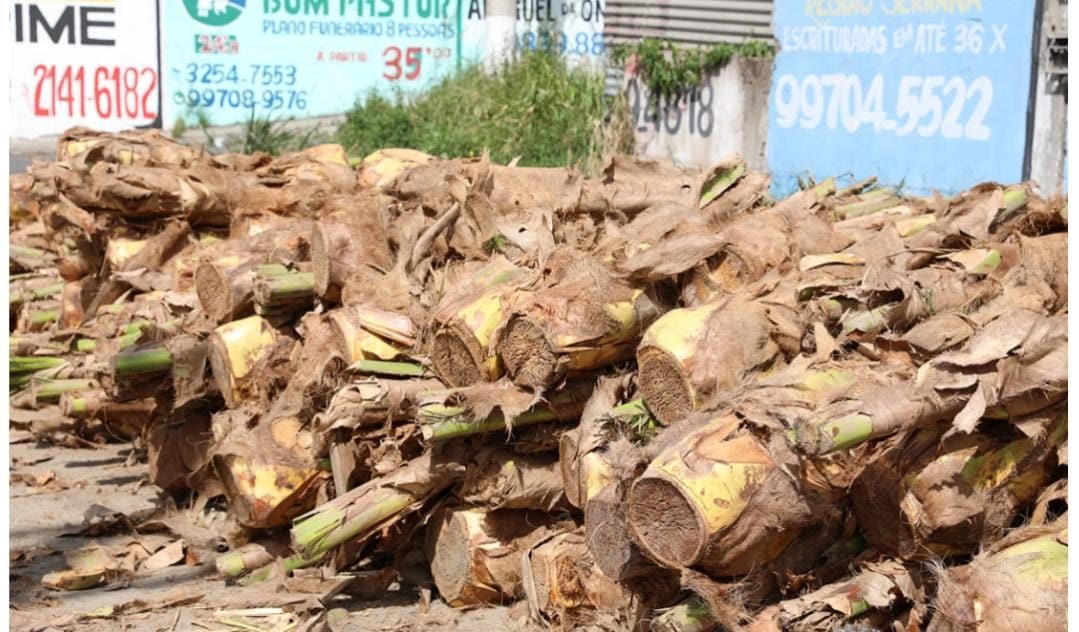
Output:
[{"xmin": 141, "ymin": 539, "xmax": 186, "ymax": 572}]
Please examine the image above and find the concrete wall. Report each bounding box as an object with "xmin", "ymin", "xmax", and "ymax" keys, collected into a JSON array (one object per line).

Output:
[
  {"xmin": 1028, "ymin": 0, "xmax": 1068, "ymax": 196},
  {"xmin": 623, "ymin": 57, "xmax": 772, "ymax": 170}
]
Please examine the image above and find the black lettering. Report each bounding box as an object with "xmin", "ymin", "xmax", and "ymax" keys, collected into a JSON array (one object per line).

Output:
[
  {"xmin": 30, "ymin": 5, "xmax": 75, "ymax": 44},
  {"xmin": 80, "ymin": 7, "xmax": 115, "ymax": 46},
  {"xmin": 14, "ymin": 4, "xmax": 22, "ymax": 42}
]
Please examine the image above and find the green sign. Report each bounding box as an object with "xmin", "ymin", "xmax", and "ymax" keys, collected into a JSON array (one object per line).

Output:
[{"xmin": 183, "ymin": 0, "xmax": 246, "ymax": 27}]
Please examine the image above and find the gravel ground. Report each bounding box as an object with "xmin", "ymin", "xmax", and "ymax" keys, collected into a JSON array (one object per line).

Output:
[{"xmin": 9, "ymin": 440, "xmax": 535, "ymax": 632}]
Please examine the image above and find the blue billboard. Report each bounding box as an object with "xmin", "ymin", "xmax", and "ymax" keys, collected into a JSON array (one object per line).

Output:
[{"xmin": 767, "ymin": 1, "xmax": 1038, "ymax": 195}]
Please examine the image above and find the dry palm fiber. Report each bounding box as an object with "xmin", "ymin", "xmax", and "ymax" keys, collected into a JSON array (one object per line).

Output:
[
  {"xmin": 259, "ymin": 313, "xmax": 349, "ymax": 436},
  {"xmin": 498, "ymin": 253, "xmax": 660, "ymax": 388},
  {"xmin": 72, "ymin": 161, "xmax": 232, "ymax": 225},
  {"xmin": 822, "ymin": 230, "xmax": 1065, "ymax": 345},
  {"xmin": 667, "ymin": 186, "xmax": 850, "ymax": 299},
  {"xmin": 798, "ymin": 309, "xmax": 1066, "ymax": 455},
  {"xmin": 428, "ymin": 256, "xmax": 532, "ymax": 387},
  {"xmin": 315, "ymin": 376, "xmax": 444, "ymax": 437},
  {"xmin": 195, "ymin": 224, "xmax": 312, "ymax": 323},
  {"xmin": 418, "ymin": 378, "xmax": 592, "ymax": 442},
  {"xmin": 746, "ymin": 560, "xmax": 928, "ymax": 632},
  {"xmin": 850, "ymin": 405, "xmax": 1065, "ymax": 560},
  {"xmin": 86, "ymin": 221, "xmax": 192, "ymax": 319},
  {"xmin": 926, "ymin": 517, "xmax": 1067, "ymax": 632},
  {"xmin": 425, "ymin": 506, "xmax": 568, "ymax": 607},
  {"xmin": 457, "ymin": 447, "xmax": 566, "ymax": 512},
  {"xmin": 359, "ymin": 148, "xmax": 433, "ymax": 189},
  {"xmin": 468, "ymin": 157, "xmax": 587, "ymax": 218},
  {"xmin": 521, "ymin": 526, "xmax": 654, "ymax": 629},
  {"xmin": 146, "ymin": 408, "xmax": 215, "ymax": 493},
  {"xmin": 904, "ymin": 183, "xmax": 1030, "ymax": 265},
  {"xmin": 211, "ymin": 405, "xmax": 328, "ymax": 529},
  {"xmin": 57, "ymin": 126, "xmax": 204, "ymax": 168},
  {"xmin": 577, "ymin": 154, "xmax": 724, "ymax": 217},
  {"xmin": 636, "ymin": 292, "xmax": 802, "ymax": 425},
  {"xmin": 311, "ymin": 193, "xmax": 394, "ymax": 301}
]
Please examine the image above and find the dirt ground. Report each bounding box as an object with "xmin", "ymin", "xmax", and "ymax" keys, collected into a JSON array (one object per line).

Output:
[{"xmin": 9, "ymin": 440, "xmax": 536, "ymax": 632}]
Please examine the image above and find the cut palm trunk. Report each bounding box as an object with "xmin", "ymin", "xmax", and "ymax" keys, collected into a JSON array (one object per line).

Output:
[
  {"xmin": 637, "ymin": 295, "xmax": 800, "ymax": 425},
  {"xmin": 212, "ymin": 400, "xmax": 327, "ymax": 529},
  {"xmin": 628, "ymin": 363, "xmax": 862, "ymax": 577},
  {"xmin": 328, "ymin": 306, "xmax": 408, "ymax": 363},
  {"xmin": 499, "ymin": 258, "xmax": 661, "ymax": 388},
  {"xmin": 215, "ymin": 452, "xmax": 327, "ymax": 529},
  {"xmin": 60, "ymin": 163, "xmax": 230, "ymax": 225},
  {"xmin": 652, "ymin": 596, "xmax": 719, "ymax": 632},
  {"xmin": 798, "ymin": 310, "xmax": 1066, "ymax": 454},
  {"xmin": 429, "ymin": 256, "xmax": 530, "ymax": 387},
  {"xmin": 457, "ymin": 447, "xmax": 565, "ymax": 511},
  {"xmin": 18, "ymin": 302, "xmax": 61, "ymax": 332},
  {"xmin": 61, "ymin": 392, "xmax": 157, "ymax": 440},
  {"xmin": 10, "ymin": 277, "xmax": 63, "ymax": 308},
  {"xmin": 585, "ymin": 478, "xmax": 654, "ymax": 581},
  {"xmin": 85, "ymin": 222, "xmax": 191, "ymax": 318},
  {"xmin": 359, "ymin": 148, "xmax": 433, "ymax": 189},
  {"xmin": 927, "ymin": 520, "xmax": 1066, "ymax": 632},
  {"xmin": 425, "ymin": 506, "xmax": 566, "ymax": 607},
  {"xmin": 629, "ymin": 415, "xmax": 818, "ymax": 576},
  {"xmin": 10, "ymin": 245, "xmax": 56, "ymax": 273},
  {"xmin": 851, "ymin": 407, "xmax": 1065, "ymax": 560},
  {"xmin": 290, "ymin": 448, "xmax": 466, "ymax": 566},
  {"xmin": 196, "ymin": 227, "xmax": 310, "ymax": 323},
  {"xmin": 311, "ymin": 199, "xmax": 394, "ymax": 301},
  {"xmin": 30, "ymin": 378, "xmax": 97, "ymax": 405},
  {"xmin": 208, "ymin": 315, "xmax": 286, "ymax": 408},
  {"xmin": 558, "ymin": 379, "xmax": 626, "ymax": 510},
  {"xmin": 253, "ymin": 266, "xmax": 315, "ymax": 315},
  {"xmin": 105, "ymin": 236, "xmax": 149, "ymax": 270}
]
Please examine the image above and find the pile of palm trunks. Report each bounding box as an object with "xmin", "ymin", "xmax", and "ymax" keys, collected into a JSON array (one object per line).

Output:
[{"xmin": 9, "ymin": 126, "xmax": 1068, "ymax": 631}]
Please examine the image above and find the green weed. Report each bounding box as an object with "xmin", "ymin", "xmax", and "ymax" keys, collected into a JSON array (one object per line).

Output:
[{"xmin": 337, "ymin": 47, "xmax": 628, "ymax": 173}]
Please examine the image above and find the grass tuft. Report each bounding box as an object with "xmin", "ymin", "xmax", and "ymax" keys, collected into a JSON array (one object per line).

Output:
[{"xmin": 337, "ymin": 48, "xmax": 629, "ymax": 173}]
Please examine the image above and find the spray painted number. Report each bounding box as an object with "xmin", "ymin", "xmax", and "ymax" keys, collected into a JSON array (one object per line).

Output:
[
  {"xmin": 383, "ymin": 46, "xmax": 422, "ymax": 80},
  {"xmin": 626, "ymin": 78, "xmax": 714, "ymax": 138}
]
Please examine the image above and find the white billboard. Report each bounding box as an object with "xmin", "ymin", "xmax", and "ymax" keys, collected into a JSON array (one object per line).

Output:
[{"xmin": 10, "ymin": 0, "xmax": 161, "ymax": 138}]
